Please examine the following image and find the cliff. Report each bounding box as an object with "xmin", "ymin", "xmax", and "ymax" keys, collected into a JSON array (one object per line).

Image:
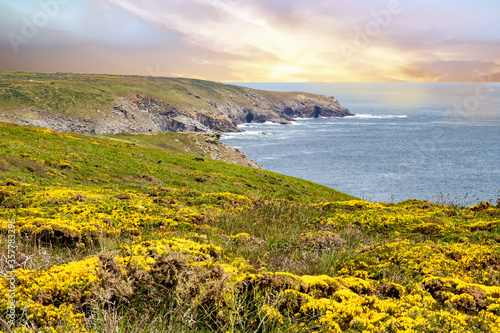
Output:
[{"xmin": 0, "ymin": 72, "xmax": 353, "ymax": 134}]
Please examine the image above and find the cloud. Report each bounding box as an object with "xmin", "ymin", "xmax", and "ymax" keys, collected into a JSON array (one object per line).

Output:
[
  {"xmin": 102, "ymin": 0, "xmax": 500, "ymax": 81},
  {"xmin": 104, "ymin": 0, "xmax": 351, "ymax": 80},
  {"xmin": 107, "ymin": 0, "xmax": 287, "ymax": 57},
  {"xmin": 1, "ymin": 0, "xmax": 499, "ymax": 81}
]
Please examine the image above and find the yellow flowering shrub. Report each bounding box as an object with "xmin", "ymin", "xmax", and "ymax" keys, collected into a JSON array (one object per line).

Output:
[
  {"xmin": 1, "ymin": 177, "xmax": 500, "ymax": 332},
  {"xmin": 0, "ymin": 258, "xmax": 98, "ymax": 332}
]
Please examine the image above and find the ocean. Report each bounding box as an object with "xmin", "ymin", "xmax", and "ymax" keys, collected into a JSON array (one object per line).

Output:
[{"xmin": 221, "ymin": 83, "xmax": 500, "ymax": 204}]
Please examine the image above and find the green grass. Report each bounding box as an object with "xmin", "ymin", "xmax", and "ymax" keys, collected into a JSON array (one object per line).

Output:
[
  {"xmin": 0, "ymin": 72, "xmax": 325, "ymax": 120},
  {"xmin": 0, "ymin": 122, "xmax": 354, "ymax": 202}
]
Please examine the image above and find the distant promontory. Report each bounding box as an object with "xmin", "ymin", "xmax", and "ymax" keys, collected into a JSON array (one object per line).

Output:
[{"xmin": 0, "ymin": 72, "xmax": 353, "ymax": 134}]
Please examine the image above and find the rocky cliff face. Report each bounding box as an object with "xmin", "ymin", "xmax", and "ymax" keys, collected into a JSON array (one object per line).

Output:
[{"xmin": 0, "ymin": 73, "xmax": 353, "ymax": 134}]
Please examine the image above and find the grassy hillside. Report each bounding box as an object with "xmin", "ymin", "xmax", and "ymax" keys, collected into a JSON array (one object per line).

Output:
[
  {"xmin": 0, "ymin": 72, "xmax": 337, "ymax": 115},
  {"xmin": 100, "ymin": 131, "xmax": 262, "ymax": 168},
  {"xmin": 1, "ymin": 123, "xmax": 500, "ymax": 332},
  {"xmin": 0, "ymin": 72, "xmax": 242, "ymax": 117}
]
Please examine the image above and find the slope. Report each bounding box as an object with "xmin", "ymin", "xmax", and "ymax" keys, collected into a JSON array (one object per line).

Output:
[{"xmin": 1, "ymin": 124, "xmax": 500, "ymax": 333}]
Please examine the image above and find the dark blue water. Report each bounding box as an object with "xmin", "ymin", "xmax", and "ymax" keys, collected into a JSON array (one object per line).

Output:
[{"xmin": 222, "ymin": 83, "xmax": 500, "ymax": 204}]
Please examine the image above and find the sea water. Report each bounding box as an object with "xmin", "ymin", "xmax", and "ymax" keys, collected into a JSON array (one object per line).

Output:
[{"xmin": 221, "ymin": 83, "xmax": 500, "ymax": 204}]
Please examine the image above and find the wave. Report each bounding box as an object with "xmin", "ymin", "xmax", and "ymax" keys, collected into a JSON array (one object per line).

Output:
[
  {"xmin": 430, "ymin": 121, "xmax": 500, "ymax": 127},
  {"xmin": 237, "ymin": 123, "xmax": 255, "ymax": 128},
  {"xmin": 350, "ymin": 114, "xmax": 408, "ymax": 119},
  {"xmin": 223, "ymin": 130, "xmax": 274, "ymax": 139},
  {"xmin": 238, "ymin": 122, "xmax": 285, "ymax": 127},
  {"xmin": 316, "ymin": 129, "xmax": 343, "ymax": 132},
  {"xmin": 223, "ymin": 131, "xmax": 261, "ymax": 138}
]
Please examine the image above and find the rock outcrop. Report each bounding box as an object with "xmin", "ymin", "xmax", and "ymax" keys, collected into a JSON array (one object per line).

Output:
[{"xmin": 116, "ymin": 131, "xmax": 263, "ymax": 169}]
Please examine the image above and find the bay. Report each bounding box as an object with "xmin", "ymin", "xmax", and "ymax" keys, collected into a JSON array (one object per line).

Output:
[{"xmin": 222, "ymin": 83, "xmax": 500, "ymax": 204}]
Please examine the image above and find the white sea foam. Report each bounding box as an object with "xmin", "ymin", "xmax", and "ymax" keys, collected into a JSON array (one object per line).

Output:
[
  {"xmin": 237, "ymin": 123, "xmax": 255, "ymax": 128},
  {"xmin": 352, "ymin": 114, "xmax": 408, "ymax": 119},
  {"xmin": 294, "ymin": 117, "xmax": 322, "ymax": 121},
  {"xmin": 222, "ymin": 130, "xmax": 263, "ymax": 139},
  {"xmin": 430, "ymin": 121, "xmax": 499, "ymax": 127},
  {"xmin": 316, "ymin": 129, "xmax": 342, "ymax": 132},
  {"xmin": 221, "ymin": 82, "xmax": 500, "ymax": 204}
]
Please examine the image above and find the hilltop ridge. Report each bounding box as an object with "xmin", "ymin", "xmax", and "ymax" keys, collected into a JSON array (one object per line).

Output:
[{"xmin": 0, "ymin": 72, "xmax": 353, "ymax": 134}]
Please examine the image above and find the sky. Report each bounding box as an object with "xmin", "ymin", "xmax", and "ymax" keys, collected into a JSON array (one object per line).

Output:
[{"xmin": 1, "ymin": 0, "xmax": 500, "ymax": 82}]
